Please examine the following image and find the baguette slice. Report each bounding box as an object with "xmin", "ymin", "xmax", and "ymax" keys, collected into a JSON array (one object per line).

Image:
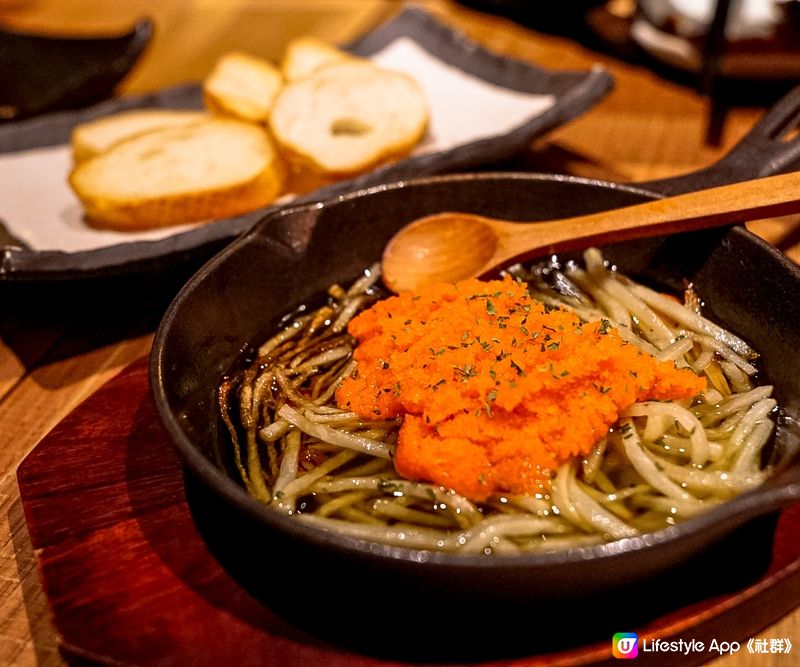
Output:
[
  {"xmin": 269, "ymin": 62, "xmax": 428, "ymax": 179},
  {"xmin": 70, "ymin": 119, "xmax": 285, "ymax": 230},
  {"xmin": 203, "ymin": 51, "xmax": 283, "ymax": 122},
  {"xmin": 71, "ymin": 109, "xmax": 210, "ymax": 164},
  {"xmin": 280, "ymin": 35, "xmax": 357, "ymax": 81}
]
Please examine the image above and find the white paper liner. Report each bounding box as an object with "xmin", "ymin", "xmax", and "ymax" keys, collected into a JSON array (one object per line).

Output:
[{"xmin": 0, "ymin": 37, "xmax": 554, "ymax": 253}]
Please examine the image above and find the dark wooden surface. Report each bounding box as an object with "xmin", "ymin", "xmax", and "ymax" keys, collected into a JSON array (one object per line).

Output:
[{"xmin": 15, "ymin": 358, "xmax": 800, "ymax": 666}]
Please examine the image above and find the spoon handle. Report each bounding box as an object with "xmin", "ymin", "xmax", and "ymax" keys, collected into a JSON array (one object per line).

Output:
[{"xmin": 493, "ymin": 170, "xmax": 800, "ymax": 264}]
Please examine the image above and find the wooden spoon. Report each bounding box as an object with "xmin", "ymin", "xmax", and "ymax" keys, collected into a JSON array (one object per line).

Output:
[{"xmin": 382, "ymin": 171, "xmax": 800, "ymax": 293}]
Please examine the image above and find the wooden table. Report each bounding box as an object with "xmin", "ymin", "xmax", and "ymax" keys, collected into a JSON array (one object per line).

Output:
[{"xmin": 1, "ymin": 1, "xmax": 799, "ymax": 665}]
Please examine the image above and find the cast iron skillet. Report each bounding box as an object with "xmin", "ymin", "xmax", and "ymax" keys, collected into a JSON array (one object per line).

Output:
[{"xmin": 151, "ymin": 87, "xmax": 800, "ymax": 658}]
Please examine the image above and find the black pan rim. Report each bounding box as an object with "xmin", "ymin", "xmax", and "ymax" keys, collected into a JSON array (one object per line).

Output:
[{"xmin": 150, "ymin": 170, "xmax": 800, "ymax": 571}]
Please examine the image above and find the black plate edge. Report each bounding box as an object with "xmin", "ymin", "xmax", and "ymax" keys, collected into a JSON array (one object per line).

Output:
[{"xmin": 0, "ymin": 6, "xmax": 613, "ymax": 282}]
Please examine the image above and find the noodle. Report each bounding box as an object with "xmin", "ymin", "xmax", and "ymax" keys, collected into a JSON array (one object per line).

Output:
[{"xmin": 218, "ymin": 250, "xmax": 776, "ymax": 554}]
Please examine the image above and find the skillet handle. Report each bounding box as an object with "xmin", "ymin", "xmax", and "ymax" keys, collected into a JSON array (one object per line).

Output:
[{"xmin": 642, "ymin": 84, "xmax": 800, "ymax": 197}]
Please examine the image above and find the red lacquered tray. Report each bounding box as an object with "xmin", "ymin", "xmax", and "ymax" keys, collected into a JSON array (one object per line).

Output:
[{"xmin": 16, "ymin": 358, "xmax": 800, "ymax": 666}]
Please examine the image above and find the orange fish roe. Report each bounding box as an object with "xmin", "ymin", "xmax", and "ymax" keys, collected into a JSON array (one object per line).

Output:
[{"xmin": 335, "ymin": 276, "xmax": 706, "ymax": 502}]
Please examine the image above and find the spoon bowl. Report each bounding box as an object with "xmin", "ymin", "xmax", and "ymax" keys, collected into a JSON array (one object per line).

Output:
[{"xmin": 382, "ymin": 170, "xmax": 800, "ymax": 292}]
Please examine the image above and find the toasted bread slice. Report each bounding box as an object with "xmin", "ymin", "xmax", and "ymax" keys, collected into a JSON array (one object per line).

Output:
[
  {"xmin": 71, "ymin": 109, "xmax": 210, "ymax": 164},
  {"xmin": 203, "ymin": 51, "xmax": 283, "ymax": 122},
  {"xmin": 269, "ymin": 62, "xmax": 428, "ymax": 179},
  {"xmin": 69, "ymin": 119, "xmax": 285, "ymax": 230},
  {"xmin": 280, "ymin": 35, "xmax": 357, "ymax": 81}
]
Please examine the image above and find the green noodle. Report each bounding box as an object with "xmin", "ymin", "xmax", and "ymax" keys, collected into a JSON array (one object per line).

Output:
[{"xmin": 219, "ymin": 249, "xmax": 775, "ymax": 555}]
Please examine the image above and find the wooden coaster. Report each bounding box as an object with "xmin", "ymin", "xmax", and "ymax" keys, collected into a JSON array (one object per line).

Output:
[{"xmin": 16, "ymin": 357, "xmax": 800, "ymax": 666}]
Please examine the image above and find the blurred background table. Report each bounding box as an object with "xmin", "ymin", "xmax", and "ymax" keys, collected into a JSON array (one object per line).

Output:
[{"xmin": 1, "ymin": 1, "xmax": 799, "ymax": 665}]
